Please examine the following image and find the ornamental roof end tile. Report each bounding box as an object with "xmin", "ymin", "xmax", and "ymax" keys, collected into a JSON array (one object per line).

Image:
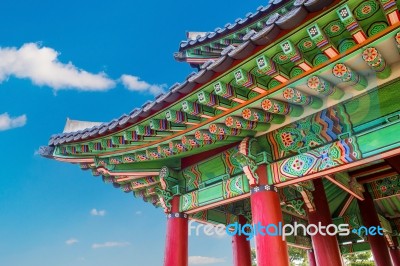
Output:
[
  {"xmin": 39, "ymin": 146, "xmax": 55, "ymax": 158},
  {"xmin": 243, "ymin": 30, "xmax": 257, "ymax": 41},
  {"xmin": 221, "ymin": 45, "xmax": 236, "ymax": 56},
  {"xmin": 200, "ymin": 60, "xmax": 215, "ymax": 70}
]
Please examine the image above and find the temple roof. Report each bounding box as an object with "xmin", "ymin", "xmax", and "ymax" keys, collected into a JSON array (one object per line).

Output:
[
  {"xmin": 63, "ymin": 118, "xmax": 103, "ymax": 133},
  {"xmin": 47, "ymin": 0, "xmax": 337, "ymax": 146},
  {"xmin": 174, "ymin": 0, "xmax": 334, "ymax": 65},
  {"xmin": 39, "ymin": 1, "xmax": 400, "ymax": 246}
]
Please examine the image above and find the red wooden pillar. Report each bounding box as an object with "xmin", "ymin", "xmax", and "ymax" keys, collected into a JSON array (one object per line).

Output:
[
  {"xmin": 250, "ymin": 165, "xmax": 289, "ymax": 266},
  {"xmin": 164, "ymin": 197, "xmax": 188, "ymax": 266},
  {"xmin": 389, "ymin": 247, "xmax": 400, "ymax": 266},
  {"xmin": 307, "ymin": 178, "xmax": 343, "ymax": 266},
  {"xmin": 390, "ymin": 237, "xmax": 400, "ymax": 266},
  {"xmin": 307, "ymin": 249, "xmax": 317, "ymax": 266},
  {"xmin": 358, "ymin": 189, "xmax": 393, "ymax": 266},
  {"xmin": 232, "ymin": 216, "xmax": 252, "ymax": 266}
]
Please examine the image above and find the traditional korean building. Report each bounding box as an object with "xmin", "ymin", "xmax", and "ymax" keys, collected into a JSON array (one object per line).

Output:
[{"xmin": 40, "ymin": 0, "xmax": 400, "ymax": 265}]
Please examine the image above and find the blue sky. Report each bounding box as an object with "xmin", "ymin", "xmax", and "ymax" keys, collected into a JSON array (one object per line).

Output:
[{"xmin": 0, "ymin": 1, "xmax": 265, "ymax": 265}]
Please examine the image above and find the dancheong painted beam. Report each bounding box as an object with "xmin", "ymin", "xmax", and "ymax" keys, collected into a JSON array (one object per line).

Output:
[{"xmin": 40, "ymin": 0, "xmax": 400, "ymax": 265}]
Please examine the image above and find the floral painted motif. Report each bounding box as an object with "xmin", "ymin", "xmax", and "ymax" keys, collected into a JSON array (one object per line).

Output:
[
  {"xmin": 281, "ymin": 132, "xmax": 296, "ymax": 148},
  {"xmin": 396, "ymin": 32, "xmax": 400, "ymax": 45},
  {"xmin": 268, "ymin": 137, "xmax": 361, "ymax": 184},
  {"xmin": 261, "ymin": 99, "xmax": 273, "ymax": 111},
  {"xmin": 283, "ymin": 88, "xmax": 294, "ymax": 99},
  {"xmin": 369, "ymin": 175, "xmax": 400, "ymax": 199},
  {"xmin": 209, "ymin": 124, "xmax": 218, "ymax": 134},
  {"xmin": 261, "ymin": 99, "xmax": 292, "ymax": 115},
  {"xmin": 361, "ymin": 47, "xmax": 391, "ymax": 79},
  {"xmin": 225, "ymin": 117, "xmax": 234, "ymax": 127},
  {"xmin": 242, "ymin": 109, "xmax": 252, "ymax": 120},
  {"xmin": 307, "ymin": 76, "xmax": 320, "ymax": 89},
  {"xmin": 282, "ymin": 88, "xmax": 311, "ymax": 105},
  {"xmin": 266, "ymin": 105, "xmax": 353, "ymax": 160},
  {"xmin": 362, "ymin": 47, "xmax": 379, "ymax": 62},
  {"xmin": 332, "ymin": 63, "xmax": 348, "ymax": 78}
]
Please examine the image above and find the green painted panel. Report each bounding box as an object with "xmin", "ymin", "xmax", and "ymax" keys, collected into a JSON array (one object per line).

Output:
[
  {"xmin": 345, "ymin": 80, "xmax": 400, "ymax": 128},
  {"xmin": 197, "ymin": 156, "xmax": 226, "ymax": 180},
  {"xmin": 341, "ymin": 242, "xmax": 371, "ymax": 254},
  {"xmin": 222, "ymin": 175, "xmax": 250, "ymax": 199},
  {"xmin": 180, "ymin": 191, "xmax": 199, "ymax": 212},
  {"xmin": 358, "ymin": 122, "xmax": 400, "ymax": 156},
  {"xmin": 264, "ymin": 105, "xmax": 353, "ymax": 161},
  {"xmin": 198, "ymin": 183, "xmax": 223, "ymax": 206},
  {"xmin": 182, "ymin": 147, "xmax": 243, "ymax": 191},
  {"xmin": 207, "ymin": 209, "xmax": 228, "ymax": 224}
]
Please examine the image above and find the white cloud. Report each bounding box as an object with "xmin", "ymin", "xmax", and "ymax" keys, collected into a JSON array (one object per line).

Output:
[
  {"xmin": 90, "ymin": 208, "xmax": 106, "ymax": 216},
  {"xmin": 65, "ymin": 238, "xmax": 79, "ymax": 245},
  {"xmin": 92, "ymin": 241, "xmax": 130, "ymax": 249},
  {"xmin": 120, "ymin": 74, "xmax": 166, "ymax": 96},
  {"xmin": 0, "ymin": 113, "xmax": 27, "ymax": 131},
  {"xmin": 189, "ymin": 256, "xmax": 226, "ymax": 265},
  {"xmin": 0, "ymin": 43, "xmax": 115, "ymax": 90},
  {"xmin": 135, "ymin": 211, "xmax": 142, "ymax": 215}
]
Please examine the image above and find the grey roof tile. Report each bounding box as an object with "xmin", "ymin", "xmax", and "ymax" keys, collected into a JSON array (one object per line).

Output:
[
  {"xmin": 108, "ymin": 119, "xmax": 120, "ymax": 130},
  {"xmin": 221, "ymin": 45, "xmax": 236, "ymax": 56}
]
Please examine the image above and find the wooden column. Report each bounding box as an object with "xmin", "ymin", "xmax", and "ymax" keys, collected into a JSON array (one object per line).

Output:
[
  {"xmin": 307, "ymin": 249, "xmax": 317, "ymax": 266},
  {"xmin": 164, "ymin": 197, "xmax": 188, "ymax": 266},
  {"xmin": 389, "ymin": 247, "xmax": 400, "ymax": 266},
  {"xmin": 307, "ymin": 178, "xmax": 343, "ymax": 266},
  {"xmin": 389, "ymin": 237, "xmax": 400, "ymax": 266},
  {"xmin": 232, "ymin": 216, "xmax": 252, "ymax": 266},
  {"xmin": 358, "ymin": 189, "xmax": 392, "ymax": 266},
  {"xmin": 250, "ymin": 165, "xmax": 289, "ymax": 266}
]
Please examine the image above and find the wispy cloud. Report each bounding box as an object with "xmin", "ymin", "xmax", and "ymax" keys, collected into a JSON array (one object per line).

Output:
[
  {"xmin": 0, "ymin": 113, "xmax": 27, "ymax": 131},
  {"xmin": 135, "ymin": 211, "xmax": 142, "ymax": 215},
  {"xmin": 65, "ymin": 238, "xmax": 79, "ymax": 245},
  {"xmin": 90, "ymin": 208, "xmax": 106, "ymax": 216},
  {"xmin": 0, "ymin": 43, "xmax": 115, "ymax": 90},
  {"xmin": 189, "ymin": 256, "xmax": 225, "ymax": 265},
  {"xmin": 92, "ymin": 241, "xmax": 130, "ymax": 249},
  {"xmin": 120, "ymin": 74, "xmax": 166, "ymax": 96}
]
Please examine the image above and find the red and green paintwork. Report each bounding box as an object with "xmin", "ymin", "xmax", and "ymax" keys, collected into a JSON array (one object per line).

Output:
[{"xmin": 42, "ymin": 0, "xmax": 400, "ymax": 257}]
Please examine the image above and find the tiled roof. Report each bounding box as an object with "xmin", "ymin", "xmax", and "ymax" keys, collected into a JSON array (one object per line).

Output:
[
  {"xmin": 47, "ymin": 0, "xmax": 334, "ymax": 146},
  {"xmin": 174, "ymin": 0, "xmax": 333, "ymax": 62}
]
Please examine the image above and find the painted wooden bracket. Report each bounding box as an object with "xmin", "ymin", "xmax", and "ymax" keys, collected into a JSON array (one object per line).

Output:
[
  {"xmin": 379, "ymin": 0, "xmax": 400, "ymax": 25},
  {"xmin": 157, "ymin": 166, "xmax": 184, "ymax": 213},
  {"xmin": 337, "ymin": 4, "xmax": 367, "ymax": 44},
  {"xmin": 233, "ymin": 153, "xmax": 259, "ymax": 186},
  {"xmin": 295, "ymin": 185, "xmax": 316, "ymax": 213}
]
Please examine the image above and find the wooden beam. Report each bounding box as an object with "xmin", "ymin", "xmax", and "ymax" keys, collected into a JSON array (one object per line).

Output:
[
  {"xmin": 358, "ymin": 169, "xmax": 398, "ymax": 184},
  {"xmin": 181, "ymin": 142, "xmax": 239, "ymax": 168},
  {"xmin": 348, "ymin": 162, "xmax": 390, "ymax": 178},
  {"xmin": 274, "ymin": 148, "xmax": 400, "ymax": 188},
  {"xmin": 386, "ymin": 155, "xmax": 400, "ymax": 174},
  {"xmin": 325, "ymin": 175, "xmax": 364, "ymax": 200},
  {"xmin": 338, "ymin": 195, "xmax": 355, "ymax": 217}
]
